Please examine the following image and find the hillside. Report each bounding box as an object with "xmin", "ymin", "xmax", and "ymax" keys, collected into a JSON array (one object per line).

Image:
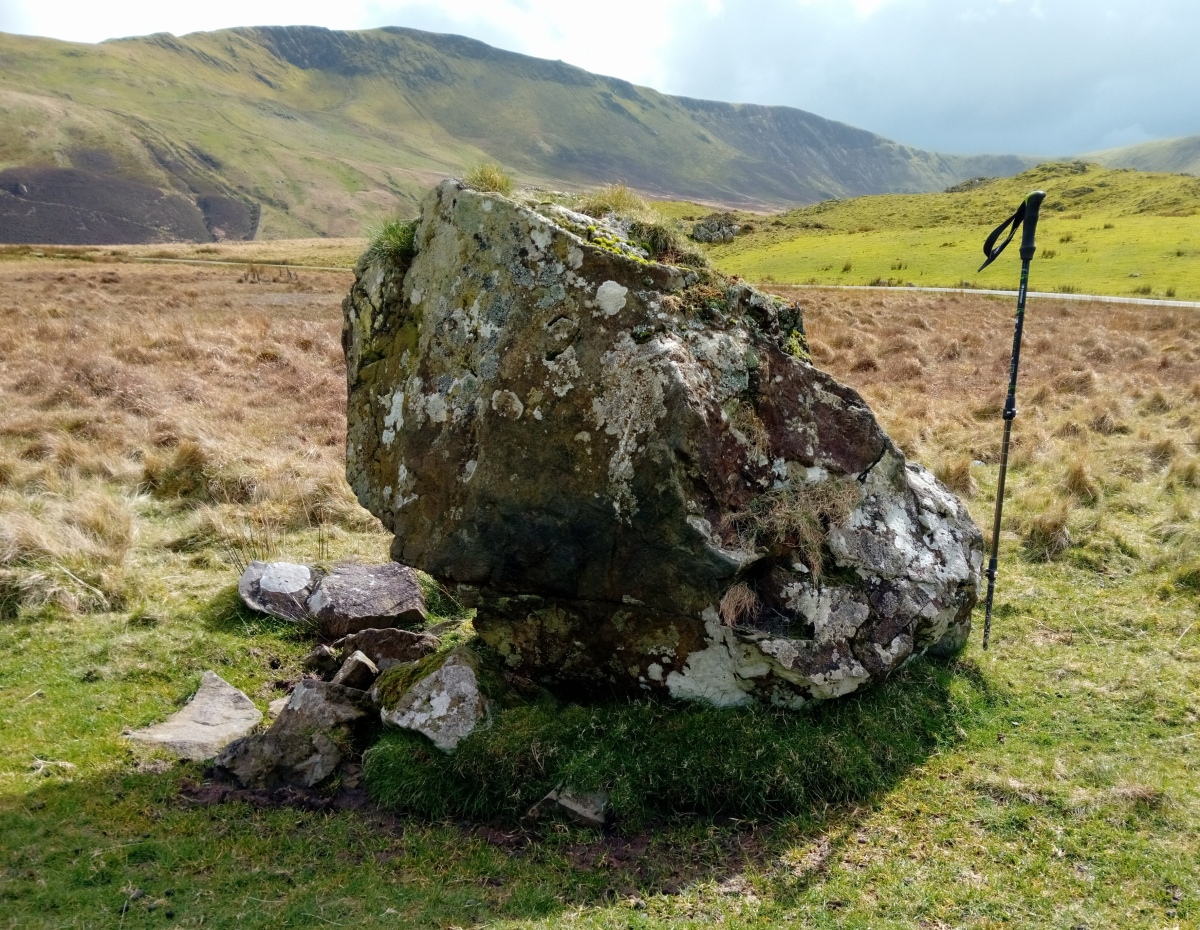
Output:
[
  {"xmin": 1089, "ymin": 135, "xmax": 1200, "ymax": 177},
  {"xmin": 0, "ymin": 25, "xmax": 1032, "ymax": 244},
  {"xmin": 704, "ymin": 162, "xmax": 1200, "ymax": 300}
]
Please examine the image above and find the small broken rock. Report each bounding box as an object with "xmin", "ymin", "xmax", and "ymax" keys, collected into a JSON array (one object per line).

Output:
[
  {"xmin": 302, "ymin": 643, "xmax": 340, "ymax": 676},
  {"xmin": 331, "ymin": 650, "xmax": 379, "ymax": 690},
  {"xmin": 526, "ymin": 787, "xmax": 609, "ymax": 829},
  {"xmin": 214, "ymin": 681, "xmax": 373, "ymax": 788},
  {"xmin": 333, "ymin": 627, "xmax": 440, "ymax": 672},
  {"xmin": 238, "ymin": 561, "xmax": 320, "ymax": 622},
  {"xmin": 128, "ymin": 671, "xmax": 262, "ymax": 762}
]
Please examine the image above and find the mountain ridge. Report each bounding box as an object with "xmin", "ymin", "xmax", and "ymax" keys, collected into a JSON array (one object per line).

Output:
[
  {"xmin": 0, "ymin": 24, "xmax": 1055, "ymax": 243},
  {"xmin": 1087, "ymin": 135, "xmax": 1200, "ymax": 176}
]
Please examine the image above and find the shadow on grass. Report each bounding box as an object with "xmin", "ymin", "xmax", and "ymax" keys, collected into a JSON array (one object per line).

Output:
[
  {"xmin": 365, "ymin": 656, "xmax": 995, "ymax": 828},
  {"xmin": 198, "ymin": 582, "xmax": 315, "ymax": 640},
  {"xmin": 0, "ymin": 656, "xmax": 994, "ymax": 928}
]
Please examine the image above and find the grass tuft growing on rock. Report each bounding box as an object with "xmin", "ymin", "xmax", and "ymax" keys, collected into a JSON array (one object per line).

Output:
[
  {"xmin": 463, "ymin": 162, "xmax": 514, "ymax": 195},
  {"xmin": 364, "ymin": 218, "xmax": 418, "ymax": 266},
  {"xmin": 575, "ymin": 182, "xmax": 651, "ymax": 220},
  {"xmin": 723, "ymin": 475, "xmax": 862, "ymax": 577}
]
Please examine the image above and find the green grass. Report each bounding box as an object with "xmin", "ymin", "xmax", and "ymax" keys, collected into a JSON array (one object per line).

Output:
[
  {"xmin": 364, "ymin": 219, "xmax": 418, "ymax": 266},
  {"xmin": 364, "ymin": 657, "xmax": 987, "ymax": 825},
  {"xmin": 3, "ymin": 554, "xmax": 1197, "ymax": 927},
  {"xmin": 464, "ymin": 162, "xmax": 515, "ymax": 196},
  {"xmin": 706, "ymin": 162, "xmax": 1200, "ymax": 299}
]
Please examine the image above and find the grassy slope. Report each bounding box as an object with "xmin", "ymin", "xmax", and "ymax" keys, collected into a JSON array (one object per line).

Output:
[
  {"xmin": 705, "ymin": 162, "xmax": 1200, "ymax": 300},
  {"xmin": 1089, "ymin": 135, "xmax": 1200, "ymax": 177},
  {"xmin": 0, "ymin": 257, "xmax": 1197, "ymax": 927},
  {"xmin": 0, "ymin": 25, "xmax": 1030, "ymax": 240}
]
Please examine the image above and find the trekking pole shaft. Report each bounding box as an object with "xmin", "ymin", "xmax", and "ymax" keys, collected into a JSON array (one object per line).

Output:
[{"xmin": 982, "ymin": 258, "xmax": 1031, "ymax": 650}]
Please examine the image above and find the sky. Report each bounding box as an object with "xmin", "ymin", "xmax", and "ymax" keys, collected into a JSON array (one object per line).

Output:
[{"xmin": 0, "ymin": 0, "xmax": 1196, "ymax": 156}]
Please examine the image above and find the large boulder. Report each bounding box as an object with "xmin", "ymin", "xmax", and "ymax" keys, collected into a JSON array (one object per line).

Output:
[{"xmin": 343, "ymin": 180, "xmax": 983, "ymax": 708}]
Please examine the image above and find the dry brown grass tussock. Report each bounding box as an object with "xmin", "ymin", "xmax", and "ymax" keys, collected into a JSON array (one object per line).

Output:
[
  {"xmin": 0, "ymin": 259, "xmax": 374, "ymax": 618},
  {"xmin": 770, "ymin": 286, "xmax": 1200, "ymax": 577}
]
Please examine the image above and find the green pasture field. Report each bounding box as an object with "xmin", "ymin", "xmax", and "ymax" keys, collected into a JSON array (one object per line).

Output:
[{"xmin": 700, "ymin": 163, "xmax": 1200, "ymax": 300}]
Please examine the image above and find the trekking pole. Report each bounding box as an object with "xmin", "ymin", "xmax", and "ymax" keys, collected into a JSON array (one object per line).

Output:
[{"xmin": 976, "ymin": 190, "xmax": 1046, "ymax": 650}]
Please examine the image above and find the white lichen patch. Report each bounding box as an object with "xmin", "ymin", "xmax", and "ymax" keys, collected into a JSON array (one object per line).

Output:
[
  {"xmin": 665, "ymin": 609, "xmax": 754, "ymax": 707},
  {"xmin": 491, "ymin": 389, "xmax": 524, "ymax": 420},
  {"xmin": 530, "ymin": 224, "xmax": 553, "ymax": 252},
  {"xmin": 425, "ymin": 393, "xmax": 449, "ymax": 424},
  {"xmin": 590, "ymin": 333, "xmax": 669, "ymax": 517},
  {"xmin": 543, "ymin": 345, "xmax": 582, "ymax": 397},
  {"xmin": 379, "ymin": 653, "xmax": 488, "ymax": 753},
  {"xmin": 381, "ymin": 389, "xmax": 405, "ymax": 447},
  {"xmin": 595, "ymin": 280, "xmax": 628, "ymax": 317},
  {"xmin": 685, "ymin": 330, "xmax": 753, "ymax": 401}
]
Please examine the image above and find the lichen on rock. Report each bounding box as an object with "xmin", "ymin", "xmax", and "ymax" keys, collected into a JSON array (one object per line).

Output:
[
  {"xmin": 343, "ymin": 179, "xmax": 983, "ymax": 708},
  {"xmin": 373, "ymin": 646, "xmax": 488, "ymax": 752}
]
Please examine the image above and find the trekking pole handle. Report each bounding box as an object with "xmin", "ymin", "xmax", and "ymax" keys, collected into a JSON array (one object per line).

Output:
[{"xmin": 1019, "ymin": 191, "xmax": 1046, "ymax": 262}]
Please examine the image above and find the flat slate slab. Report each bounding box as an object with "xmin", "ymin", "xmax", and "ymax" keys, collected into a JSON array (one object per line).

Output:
[
  {"xmin": 307, "ymin": 562, "xmax": 428, "ymax": 636},
  {"xmin": 128, "ymin": 671, "xmax": 262, "ymax": 761}
]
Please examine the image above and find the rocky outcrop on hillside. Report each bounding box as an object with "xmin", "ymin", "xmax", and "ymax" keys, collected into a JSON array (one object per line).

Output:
[{"xmin": 342, "ymin": 180, "xmax": 983, "ymax": 708}]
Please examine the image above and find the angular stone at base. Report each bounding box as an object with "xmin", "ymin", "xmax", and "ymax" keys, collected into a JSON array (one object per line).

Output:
[
  {"xmin": 375, "ymin": 647, "xmax": 488, "ymax": 752},
  {"xmin": 333, "ymin": 627, "xmax": 440, "ymax": 672},
  {"xmin": 331, "ymin": 650, "xmax": 379, "ymax": 690},
  {"xmin": 128, "ymin": 671, "xmax": 262, "ymax": 761},
  {"xmin": 214, "ymin": 681, "xmax": 373, "ymax": 788},
  {"xmin": 526, "ymin": 788, "xmax": 609, "ymax": 829}
]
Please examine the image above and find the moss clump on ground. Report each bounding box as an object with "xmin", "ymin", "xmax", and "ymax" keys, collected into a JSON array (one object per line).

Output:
[{"xmin": 363, "ymin": 656, "xmax": 984, "ymax": 826}]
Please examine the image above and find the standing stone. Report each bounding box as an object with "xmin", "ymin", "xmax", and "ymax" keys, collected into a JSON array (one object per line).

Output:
[
  {"xmin": 343, "ymin": 180, "xmax": 983, "ymax": 708},
  {"xmin": 128, "ymin": 671, "xmax": 262, "ymax": 761},
  {"xmin": 306, "ymin": 562, "xmax": 428, "ymax": 636}
]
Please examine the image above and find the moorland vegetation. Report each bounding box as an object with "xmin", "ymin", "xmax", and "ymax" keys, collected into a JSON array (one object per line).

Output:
[{"xmin": 0, "ymin": 243, "xmax": 1196, "ymax": 926}]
